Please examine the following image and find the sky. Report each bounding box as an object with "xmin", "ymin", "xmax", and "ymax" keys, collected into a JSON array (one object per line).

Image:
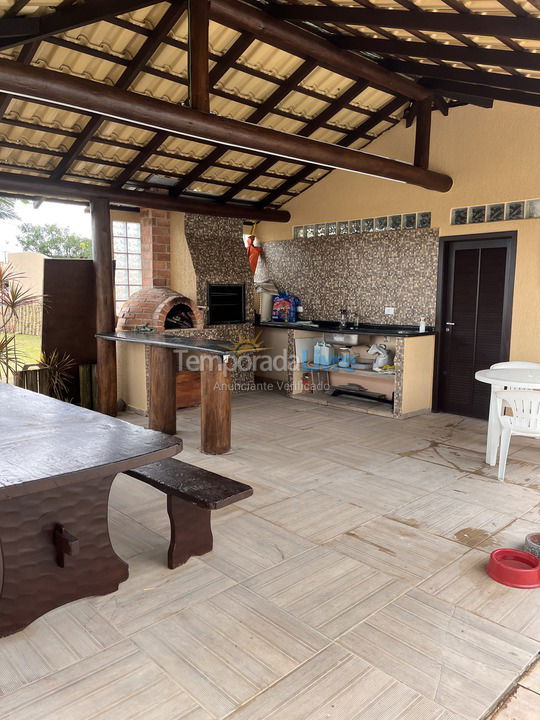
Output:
[{"xmin": 0, "ymin": 200, "xmax": 92, "ymax": 261}]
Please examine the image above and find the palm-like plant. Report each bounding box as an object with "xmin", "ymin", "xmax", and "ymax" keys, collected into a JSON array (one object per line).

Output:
[
  {"xmin": 0, "ymin": 264, "xmax": 42, "ymax": 382},
  {"xmin": 0, "ymin": 198, "xmax": 19, "ymax": 221}
]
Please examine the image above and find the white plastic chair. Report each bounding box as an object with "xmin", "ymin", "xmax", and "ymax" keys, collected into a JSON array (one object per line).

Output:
[
  {"xmin": 495, "ymin": 390, "xmax": 540, "ymax": 482},
  {"xmin": 485, "ymin": 362, "xmax": 540, "ymax": 466}
]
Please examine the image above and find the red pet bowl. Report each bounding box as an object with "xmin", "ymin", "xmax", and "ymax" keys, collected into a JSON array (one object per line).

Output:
[{"xmin": 487, "ymin": 548, "xmax": 540, "ymax": 589}]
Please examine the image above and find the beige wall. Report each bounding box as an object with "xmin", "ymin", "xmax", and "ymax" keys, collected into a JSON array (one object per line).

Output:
[
  {"xmin": 259, "ymin": 102, "xmax": 540, "ymax": 361},
  {"xmin": 116, "ymin": 342, "xmax": 147, "ymax": 413},
  {"xmin": 7, "ymin": 252, "xmax": 46, "ymax": 296},
  {"xmin": 170, "ymin": 211, "xmax": 197, "ymax": 297}
]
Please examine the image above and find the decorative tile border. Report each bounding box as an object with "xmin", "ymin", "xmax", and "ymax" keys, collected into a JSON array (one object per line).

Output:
[
  {"xmin": 293, "ymin": 210, "xmax": 431, "ymax": 240},
  {"xmin": 451, "ymin": 198, "xmax": 540, "ymax": 226}
]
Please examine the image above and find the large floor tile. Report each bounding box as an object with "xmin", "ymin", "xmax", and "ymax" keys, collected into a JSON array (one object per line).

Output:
[
  {"xmin": 489, "ymin": 686, "xmax": 540, "ymax": 720},
  {"xmin": 244, "ymin": 545, "xmax": 412, "ymax": 639},
  {"xmin": 132, "ymin": 585, "xmax": 329, "ymax": 719},
  {"xmin": 388, "ymin": 493, "xmax": 514, "ymax": 548},
  {"xmin": 477, "ymin": 518, "xmax": 539, "ymax": 554},
  {"xmin": 405, "ymin": 442, "xmax": 486, "ymax": 475},
  {"xmin": 0, "ymin": 640, "xmax": 210, "ymax": 720},
  {"xmin": 253, "ymin": 489, "xmax": 377, "ymax": 543},
  {"xmin": 92, "ymin": 553, "xmax": 235, "ymax": 636},
  {"xmin": 339, "ymin": 588, "xmax": 537, "ymax": 720},
  {"xmin": 521, "ymin": 504, "xmax": 540, "ymax": 523},
  {"xmin": 0, "ymin": 601, "xmax": 123, "ymax": 697},
  {"xmin": 200, "ymin": 511, "xmax": 314, "ymax": 581},
  {"xmin": 320, "ymin": 467, "xmax": 428, "ymax": 514},
  {"xmin": 109, "ymin": 507, "xmax": 168, "ymax": 559},
  {"xmin": 438, "ymin": 475, "xmax": 540, "ymax": 516},
  {"xmin": 328, "ymin": 517, "xmax": 468, "ymax": 581},
  {"xmin": 420, "ymin": 550, "xmax": 540, "ymax": 641},
  {"xmin": 226, "ymin": 643, "xmax": 464, "ymax": 720},
  {"xmin": 376, "ymin": 453, "xmax": 469, "ymax": 490},
  {"xmin": 520, "ymin": 659, "xmax": 540, "ymax": 694}
]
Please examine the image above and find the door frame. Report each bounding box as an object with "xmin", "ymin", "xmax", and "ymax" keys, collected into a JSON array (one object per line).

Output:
[{"xmin": 432, "ymin": 230, "xmax": 517, "ymax": 412}]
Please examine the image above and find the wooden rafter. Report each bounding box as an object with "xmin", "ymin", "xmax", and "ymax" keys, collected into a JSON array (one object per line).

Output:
[
  {"xmin": 383, "ymin": 59, "xmax": 540, "ymax": 96},
  {"xmin": 420, "ymin": 79, "xmax": 540, "ymax": 108},
  {"xmin": 258, "ymin": 96, "xmax": 407, "ymax": 208},
  {"xmin": 209, "ymin": 0, "xmax": 431, "ymax": 101},
  {"xmin": 0, "ymin": 59, "xmax": 452, "ymax": 191},
  {"xmin": 0, "ymin": 0, "xmax": 160, "ymax": 51},
  {"xmin": 333, "ymin": 36, "xmax": 540, "ymax": 73},
  {"xmin": 218, "ymin": 79, "xmax": 373, "ymax": 203},
  {"xmin": 0, "ymin": 171, "xmax": 290, "ymax": 221},
  {"xmin": 272, "ymin": 5, "xmax": 540, "ymax": 42},
  {"xmin": 52, "ymin": 2, "xmax": 187, "ymax": 182},
  {"xmin": 170, "ymin": 58, "xmax": 319, "ymax": 196}
]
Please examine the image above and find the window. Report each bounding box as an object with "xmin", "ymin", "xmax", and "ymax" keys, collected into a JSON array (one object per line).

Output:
[{"xmin": 113, "ymin": 221, "xmax": 142, "ymax": 315}]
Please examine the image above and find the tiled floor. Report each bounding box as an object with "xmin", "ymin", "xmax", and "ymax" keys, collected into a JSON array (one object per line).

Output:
[{"xmin": 1, "ymin": 390, "xmax": 539, "ymax": 719}]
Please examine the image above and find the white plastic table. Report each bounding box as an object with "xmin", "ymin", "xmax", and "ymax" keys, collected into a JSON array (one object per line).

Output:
[{"xmin": 475, "ymin": 368, "xmax": 540, "ymax": 465}]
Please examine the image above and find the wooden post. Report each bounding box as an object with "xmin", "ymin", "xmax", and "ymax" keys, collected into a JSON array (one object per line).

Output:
[
  {"xmin": 414, "ymin": 99, "xmax": 432, "ymax": 169},
  {"xmin": 188, "ymin": 0, "xmax": 210, "ymax": 113},
  {"xmin": 200, "ymin": 353, "xmax": 231, "ymax": 455},
  {"xmin": 148, "ymin": 346, "xmax": 177, "ymax": 435},
  {"xmin": 91, "ymin": 198, "xmax": 117, "ymax": 416}
]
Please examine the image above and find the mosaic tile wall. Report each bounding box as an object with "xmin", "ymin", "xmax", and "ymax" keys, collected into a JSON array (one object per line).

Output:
[
  {"xmin": 184, "ymin": 214, "xmax": 255, "ymax": 323},
  {"xmin": 256, "ymin": 228, "xmax": 439, "ymax": 326},
  {"xmin": 167, "ymin": 214, "xmax": 256, "ymax": 389}
]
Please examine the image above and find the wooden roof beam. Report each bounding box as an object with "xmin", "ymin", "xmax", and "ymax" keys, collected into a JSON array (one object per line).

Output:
[
  {"xmin": 0, "ymin": 59, "xmax": 452, "ymax": 192},
  {"xmin": 258, "ymin": 96, "xmax": 407, "ymax": 208},
  {"xmin": 208, "ymin": 0, "xmax": 431, "ymax": 101},
  {"xmin": 52, "ymin": 2, "xmax": 186, "ymax": 181},
  {"xmin": 273, "ymin": 6, "xmax": 540, "ymax": 42},
  {"xmin": 421, "ymin": 78, "xmax": 540, "ymax": 107},
  {"xmin": 0, "ymin": 171, "xmax": 290, "ymax": 222},
  {"xmin": 170, "ymin": 58, "xmax": 319, "ymax": 196},
  {"xmin": 333, "ymin": 36, "xmax": 540, "ymax": 72},
  {"xmin": 188, "ymin": 0, "xmax": 210, "ymax": 113},
  {"xmin": 218, "ymin": 79, "xmax": 371, "ymax": 203},
  {"xmin": 383, "ymin": 59, "xmax": 540, "ymax": 95},
  {"xmin": 0, "ymin": 0, "xmax": 162, "ymax": 52}
]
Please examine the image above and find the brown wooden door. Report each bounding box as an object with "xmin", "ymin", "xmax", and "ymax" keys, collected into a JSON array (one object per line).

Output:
[{"xmin": 437, "ymin": 233, "xmax": 516, "ymax": 419}]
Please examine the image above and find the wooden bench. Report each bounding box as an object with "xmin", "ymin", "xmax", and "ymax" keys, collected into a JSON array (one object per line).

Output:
[{"xmin": 125, "ymin": 459, "xmax": 253, "ymax": 569}]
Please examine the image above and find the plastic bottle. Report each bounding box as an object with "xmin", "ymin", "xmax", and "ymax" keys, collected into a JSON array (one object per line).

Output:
[{"xmin": 419, "ymin": 316, "xmax": 426, "ymax": 333}]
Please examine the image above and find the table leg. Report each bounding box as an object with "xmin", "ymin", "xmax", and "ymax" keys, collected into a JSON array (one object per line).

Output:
[
  {"xmin": 0, "ymin": 474, "xmax": 128, "ymax": 637},
  {"xmin": 200, "ymin": 353, "xmax": 231, "ymax": 455},
  {"xmin": 486, "ymin": 385, "xmax": 501, "ymax": 466},
  {"xmin": 148, "ymin": 346, "xmax": 177, "ymax": 435}
]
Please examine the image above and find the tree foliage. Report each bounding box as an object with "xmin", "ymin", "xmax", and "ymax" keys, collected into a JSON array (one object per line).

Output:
[
  {"xmin": 0, "ymin": 197, "xmax": 18, "ymax": 221},
  {"xmin": 16, "ymin": 223, "xmax": 92, "ymax": 258}
]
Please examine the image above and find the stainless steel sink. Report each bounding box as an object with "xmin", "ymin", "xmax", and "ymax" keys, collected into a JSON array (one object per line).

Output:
[{"xmin": 324, "ymin": 332, "xmax": 361, "ymax": 346}]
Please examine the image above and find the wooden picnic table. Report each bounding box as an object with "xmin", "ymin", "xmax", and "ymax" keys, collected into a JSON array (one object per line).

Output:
[{"xmin": 0, "ymin": 383, "xmax": 182, "ymax": 637}]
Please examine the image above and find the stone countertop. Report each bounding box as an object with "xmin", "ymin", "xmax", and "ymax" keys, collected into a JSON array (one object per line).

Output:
[
  {"xmin": 97, "ymin": 331, "xmax": 239, "ymax": 356},
  {"xmin": 256, "ymin": 321, "xmax": 436, "ymax": 338}
]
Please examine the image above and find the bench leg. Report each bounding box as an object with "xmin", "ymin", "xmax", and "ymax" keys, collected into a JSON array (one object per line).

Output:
[{"xmin": 166, "ymin": 496, "xmax": 213, "ymax": 569}]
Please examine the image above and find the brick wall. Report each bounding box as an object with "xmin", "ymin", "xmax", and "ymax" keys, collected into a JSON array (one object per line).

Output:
[{"xmin": 141, "ymin": 208, "xmax": 171, "ymax": 288}]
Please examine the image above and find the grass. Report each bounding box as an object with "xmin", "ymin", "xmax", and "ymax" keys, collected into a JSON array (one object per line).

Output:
[{"xmin": 13, "ymin": 334, "xmax": 41, "ymax": 366}]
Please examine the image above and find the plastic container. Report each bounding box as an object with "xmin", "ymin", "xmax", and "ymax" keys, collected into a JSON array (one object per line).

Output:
[
  {"xmin": 319, "ymin": 342, "xmax": 332, "ymax": 366},
  {"xmin": 487, "ymin": 548, "xmax": 540, "ymax": 589},
  {"xmin": 524, "ymin": 533, "xmax": 540, "ymax": 559}
]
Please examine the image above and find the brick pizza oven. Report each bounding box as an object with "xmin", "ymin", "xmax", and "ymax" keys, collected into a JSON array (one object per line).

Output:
[{"xmin": 116, "ymin": 286, "xmax": 204, "ymax": 332}]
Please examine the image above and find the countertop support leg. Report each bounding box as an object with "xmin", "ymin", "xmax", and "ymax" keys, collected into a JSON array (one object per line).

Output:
[
  {"xmin": 200, "ymin": 353, "xmax": 231, "ymax": 454},
  {"xmin": 148, "ymin": 346, "xmax": 177, "ymax": 435}
]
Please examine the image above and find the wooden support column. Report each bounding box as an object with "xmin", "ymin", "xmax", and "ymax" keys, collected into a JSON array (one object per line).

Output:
[
  {"xmin": 188, "ymin": 0, "xmax": 210, "ymax": 113},
  {"xmin": 200, "ymin": 353, "xmax": 231, "ymax": 455},
  {"xmin": 414, "ymin": 99, "xmax": 432, "ymax": 170},
  {"xmin": 148, "ymin": 346, "xmax": 177, "ymax": 435},
  {"xmin": 91, "ymin": 198, "xmax": 117, "ymax": 416}
]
